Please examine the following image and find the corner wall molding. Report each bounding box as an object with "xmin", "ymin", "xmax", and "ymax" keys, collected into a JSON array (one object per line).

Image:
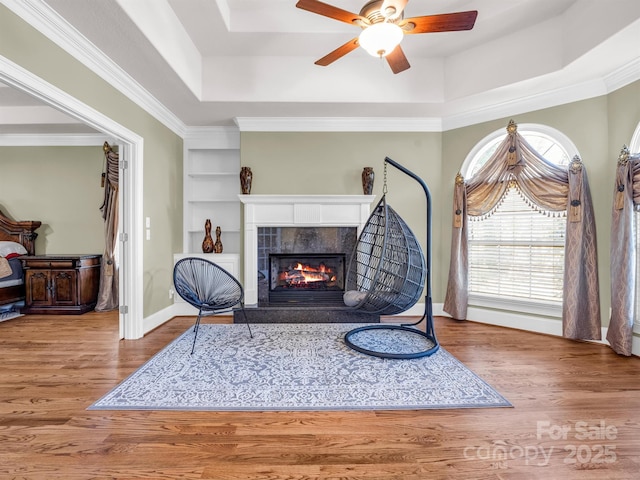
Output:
[{"xmin": 3, "ymin": 0, "xmax": 187, "ymax": 137}]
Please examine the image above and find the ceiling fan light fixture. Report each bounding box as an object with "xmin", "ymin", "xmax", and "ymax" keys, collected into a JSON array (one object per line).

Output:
[{"xmin": 358, "ymin": 22, "xmax": 403, "ymax": 57}]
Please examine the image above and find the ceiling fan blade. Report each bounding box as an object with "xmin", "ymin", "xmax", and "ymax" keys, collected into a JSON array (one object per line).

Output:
[
  {"xmin": 296, "ymin": 0, "xmax": 366, "ymax": 26},
  {"xmin": 401, "ymin": 10, "xmax": 478, "ymax": 34},
  {"xmin": 381, "ymin": 0, "xmax": 408, "ymax": 19},
  {"xmin": 315, "ymin": 38, "xmax": 360, "ymax": 66},
  {"xmin": 386, "ymin": 45, "xmax": 411, "ymax": 74}
]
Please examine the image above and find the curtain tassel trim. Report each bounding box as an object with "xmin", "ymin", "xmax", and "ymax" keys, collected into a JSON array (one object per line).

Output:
[
  {"xmin": 453, "ymin": 173, "xmax": 464, "ymax": 228},
  {"xmin": 569, "ymin": 156, "xmax": 584, "ymax": 223},
  {"xmin": 615, "ymin": 146, "xmax": 630, "ymax": 210}
]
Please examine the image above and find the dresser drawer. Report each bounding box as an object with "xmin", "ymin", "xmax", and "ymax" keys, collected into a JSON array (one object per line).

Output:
[
  {"xmin": 23, "ymin": 259, "xmax": 75, "ymax": 269},
  {"xmin": 22, "ymin": 255, "xmax": 101, "ymax": 270}
]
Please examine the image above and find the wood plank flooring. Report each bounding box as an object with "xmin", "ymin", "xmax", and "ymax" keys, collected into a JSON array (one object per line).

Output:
[{"xmin": 1, "ymin": 312, "xmax": 639, "ymax": 479}]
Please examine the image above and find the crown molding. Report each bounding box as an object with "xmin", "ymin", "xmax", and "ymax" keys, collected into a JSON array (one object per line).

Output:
[
  {"xmin": 233, "ymin": 117, "xmax": 442, "ymax": 132},
  {"xmin": 442, "ymin": 56, "xmax": 640, "ymax": 132},
  {"xmin": 441, "ymin": 77, "xmax": 610, "ymax": 132},
  {"xmin": 3, "ymin": 0, "xmax": 187, "ymax": 138},
  {"xmin": 0, "ymin": 133, "xmax": 106, "ymax": 146},
  {"xmin": 604, "ymin": 55, "xmax": 640, "ymax": 93},
  {"xmin": 233, "ymin": 58, "xmax": 640, "ymax": 134},
  {"xmin": 6, "ymin": 1, "xmax": 640, "ymax": 138}
]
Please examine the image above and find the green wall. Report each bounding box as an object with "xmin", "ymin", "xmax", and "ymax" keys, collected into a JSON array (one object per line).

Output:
[
  {"xmin": 0, "ymin": 5, "xmax": 183, "ymax": 317},
  {"xmin": 0, "ymin": 146, "xmax": 104, "ymax": 254},
  {"xmin": 241, "ymin": 132, "xmax": 443, "ymax": 299}
]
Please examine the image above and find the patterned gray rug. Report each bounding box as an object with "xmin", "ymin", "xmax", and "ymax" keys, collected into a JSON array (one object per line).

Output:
[{"xmin": 90, "ymin": 323, "xmax": 511, "ymax": 411}]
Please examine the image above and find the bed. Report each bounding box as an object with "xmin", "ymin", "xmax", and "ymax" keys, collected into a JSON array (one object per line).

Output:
[{"xmin": 0, "ymin": 209, "xmax": 41, "ymax": 309}]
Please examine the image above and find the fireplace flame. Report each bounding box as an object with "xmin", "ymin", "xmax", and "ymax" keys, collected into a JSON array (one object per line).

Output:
[{"xmin": 282, "ymin": 262, "xmax": 335, "ymax": 284}]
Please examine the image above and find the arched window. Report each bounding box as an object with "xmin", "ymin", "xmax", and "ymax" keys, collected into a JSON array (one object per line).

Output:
[{"xmin": 460, "ymin": 124, "xmax": 579, "ymax": 316}]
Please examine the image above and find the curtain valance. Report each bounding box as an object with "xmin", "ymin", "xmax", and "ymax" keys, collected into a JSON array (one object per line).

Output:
[
  {"xmin": 464, "ymin": 123, "xmax": 570, "ymax": 218},
  {"xmin": 444, "ymin": 120, "xmax": 601, "ymax": 341}
]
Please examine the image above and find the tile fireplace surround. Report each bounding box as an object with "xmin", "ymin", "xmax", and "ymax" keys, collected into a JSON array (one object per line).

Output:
[{"xmin": 239, "ymin": 195, "xmax": 376, "ymax": 306}]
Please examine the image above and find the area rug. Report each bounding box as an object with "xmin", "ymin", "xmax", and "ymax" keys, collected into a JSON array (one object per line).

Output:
[
  {"xmin": 0, "ymin": 311, "xmax": 22, "ymax": 322},
  {"xmin": 89, "ymin": 323, "xmax": 511, "ymax": 411}
]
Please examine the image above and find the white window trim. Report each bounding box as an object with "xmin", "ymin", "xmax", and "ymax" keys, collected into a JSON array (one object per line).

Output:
[{"xmin": 468, "ymin": 293, "xmax": 563, "ymax": 318}]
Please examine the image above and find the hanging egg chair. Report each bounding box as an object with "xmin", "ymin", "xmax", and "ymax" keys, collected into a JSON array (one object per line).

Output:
[
  {"xmin": 343, "ymin": 157, "xmax": 439, "ymax": 359},
  {"xmin": 343, "ymin": 195, "xmax": 425, "ymax": 315}
]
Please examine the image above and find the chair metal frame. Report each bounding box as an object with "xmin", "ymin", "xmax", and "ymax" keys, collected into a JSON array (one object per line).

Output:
[
  {"xmin": 173, "ymin": 257, "xmax": 253, "ymax": 354},
  {"xmin": 344, "ymin": 157, "xmax": 439, "ymax": 359}
]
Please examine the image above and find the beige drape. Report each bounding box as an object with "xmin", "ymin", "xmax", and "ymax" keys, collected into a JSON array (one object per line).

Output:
[
  {"xmin": 444, "ymin": 120, "xmax": 601, "ymax": 341},
  {"xmin": 95, "ymin": 141, "xmax": 119, "ymax": 312},
  {"xmin": 607, "ymin": 146, "xmax": 640, "ymax": 355}
]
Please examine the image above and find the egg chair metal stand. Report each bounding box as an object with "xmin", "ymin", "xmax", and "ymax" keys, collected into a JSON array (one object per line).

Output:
[{"xmin": 343, "ymin": 157, "xmax": 439, "ymax": 359}]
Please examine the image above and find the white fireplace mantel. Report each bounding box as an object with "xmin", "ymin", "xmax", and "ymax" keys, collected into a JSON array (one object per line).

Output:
[{"xmin": 239, "ymin": 194, "xmax": 376, "ymax": 305}]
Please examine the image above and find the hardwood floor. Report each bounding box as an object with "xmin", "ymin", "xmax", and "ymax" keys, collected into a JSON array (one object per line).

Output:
[{"xmin": 1, "ymin": 312, "xmax": 639, "ymax": 479}]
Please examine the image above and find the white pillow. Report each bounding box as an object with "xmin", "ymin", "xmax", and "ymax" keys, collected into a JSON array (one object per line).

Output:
[
  {"xmin": 343, "ymin": 290, "xmax": 367, "ymax": 307},
  {"xmin": 0, "ymin": 241, "xmax": 28, "ymax": 257}
]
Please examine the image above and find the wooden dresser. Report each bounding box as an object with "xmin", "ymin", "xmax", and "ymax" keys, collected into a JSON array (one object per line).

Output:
[{"xmin": 21, "ymin": 254, "xmax": 102, "ymax": 315}]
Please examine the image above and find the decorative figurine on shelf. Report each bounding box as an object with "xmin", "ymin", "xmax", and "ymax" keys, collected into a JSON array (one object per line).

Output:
[
  {"xmin": 202, "ymin": 219, "xmax": 214, "ymax": 253},
  {"xmin": 240, "ymin": 166, "xmax": 253, "ymax": 194},
  {"xmin": 214, "ymin": 225, "xmax": 223, "ymax": 253},
  {"xmin": 362, "ymin": 167, "xmax": 375, "ymax": 195}
]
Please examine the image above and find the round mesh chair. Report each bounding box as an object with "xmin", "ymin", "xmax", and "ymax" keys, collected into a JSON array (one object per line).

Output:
[
  {"xmin": 343, "ymin": 157, "xmax": 439, "ymax": 359},
  {"xmin": 173, "ymin": 257, "xmax": 253, "ymax": 354}
]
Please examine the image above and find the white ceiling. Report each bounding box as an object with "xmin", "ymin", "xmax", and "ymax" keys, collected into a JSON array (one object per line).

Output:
[{"xmin": 2, "ymin": 0, "xmax": 640, "ymax": 133}]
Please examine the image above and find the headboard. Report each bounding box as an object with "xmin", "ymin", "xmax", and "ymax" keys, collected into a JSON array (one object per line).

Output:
[{"xmin": 0, "ymin": 209, "xmax": 42, "ymax": 256}]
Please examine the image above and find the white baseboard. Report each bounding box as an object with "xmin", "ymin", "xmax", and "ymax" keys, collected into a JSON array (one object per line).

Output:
[
  {"xmin": 143, "ymin": 302, "xmax": 230, "ymax": 334},
  {"xmin": 463, "ymin": 305, "xmax": 564, "ymax": 336},
  {"xmin": 437, "ymin": 304, "xmax": 640, "ymax": 357},
  {"xmin": 143, "ymin": 301, "xmax": 639, "ymax": 356},
  {"xmin": 142, "ymin": 304, "xmax": 178, "ymax": 334}
]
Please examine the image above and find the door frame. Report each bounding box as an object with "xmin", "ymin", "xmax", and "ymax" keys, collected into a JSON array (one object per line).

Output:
[{"xmin": 0, "ymin": 54, "xmax": 144, "ymax": 339}]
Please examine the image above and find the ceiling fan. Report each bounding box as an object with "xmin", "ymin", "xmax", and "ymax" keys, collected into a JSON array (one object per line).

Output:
[{"xmin": 296, "ymin": 0, "xmax": 478, "ymax": 74}]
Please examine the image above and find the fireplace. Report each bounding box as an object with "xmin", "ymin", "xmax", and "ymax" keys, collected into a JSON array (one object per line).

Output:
[
  {"xmin": 239, "ymin": 194, "xmax": 376, "ymax": 306},
  {"xmin": 269, "ymin": 253, "xmax": 346, "ymax": 305},
  {"xmin": 257, "ymin": 226, "xmax": 355, "ymax": 306},
  {"xmin": 237, "ymin": 195, "xmax": 379, "ymax": 323}
]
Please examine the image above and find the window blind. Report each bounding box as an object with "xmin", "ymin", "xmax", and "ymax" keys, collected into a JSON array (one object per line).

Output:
[{"xmin": 468, "ymin": 187, "xmax": 565, "ymax": 304}]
